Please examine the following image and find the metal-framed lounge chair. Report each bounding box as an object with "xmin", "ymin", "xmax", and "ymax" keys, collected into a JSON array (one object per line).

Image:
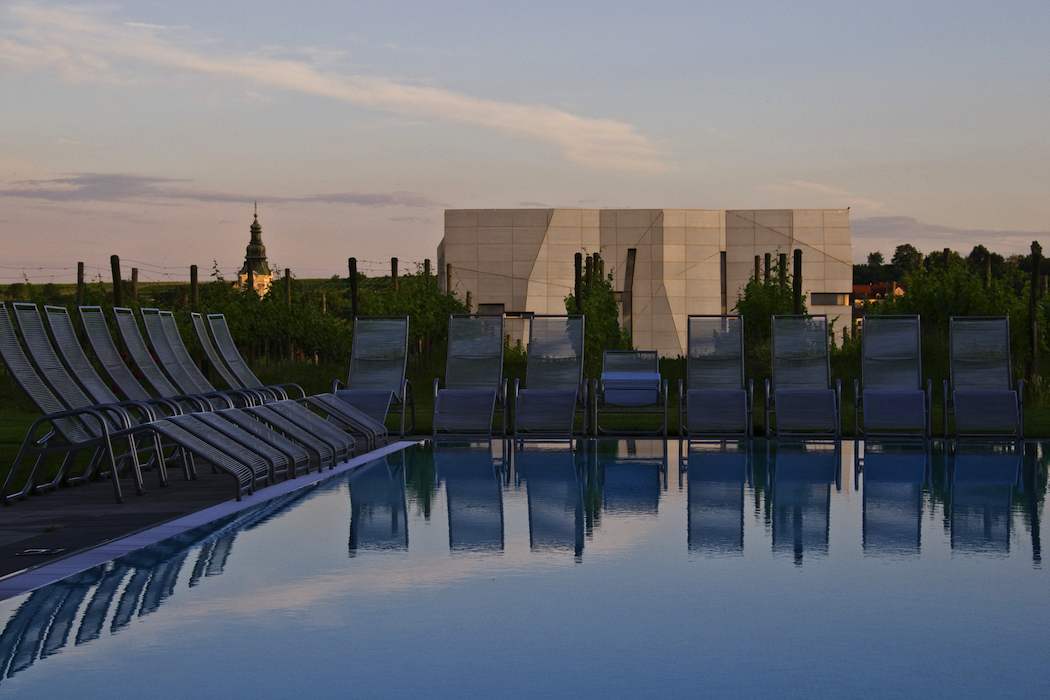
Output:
[
  {"xmin": 765, "ymin": 315, "xmax": 841, "ymax": 439},
  {"xmin": 513, "ymin": 315, "xmax": 587, "ymax": 439},
  {"xmin": 679, "ymin": 315, "xmax": 752, "ymax": 440},
  {"xmin": 333, "ymin": 316, "xmax": 414, "ymax": 436},
  {"xmin": 854, "ymin": 315, "xmax": 931, "ymax": 440},
  {"xmin": 191, "ymin": 312, "xmax": 296, "ymax": 403},
  {"xmin": 945, "ymin": 316, "xmax": 1023, "ymax": 441},
  {"xmin": 433, "ymin": 314, "xmax": 507, "ymax": 439},
  {"xmin": 594, "ymin": 350, "xmax": 667, "ymax": 436},
  {"xmin": 0, "ymin": 303, "xmax": 146, "ymax": 503},
  {"xmin": 207, "ymin": 312, "xmax": 385, "ymax": 449}
]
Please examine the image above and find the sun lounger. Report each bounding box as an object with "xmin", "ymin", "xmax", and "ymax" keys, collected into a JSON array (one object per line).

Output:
[
  {"xmin": 334, "ymin": 316, "xmax": 413, "ymax": 436},
  {"xmin": 594, "ymin": 350, "xmax": 667, "ymax": 436},
  {"xmin": 855, "ymin": 315, "xmax": 930, "ymax": 440},
  {"xmin": 766, "ymin": 315, "xmax": 841, "ymax": 439},
  {"xmin": 946, "ymin": 316, "xmax": 1023, "ymax": 440},
  {"xmin": 680, "ymin": 315, "xmax": 752, "ymax": 440},
  {"xmin": 433, "ymin": 314, "xmax": 507, "ymax": 439},
  {"xmin": 513, "ymin": 315, "xmax": 586, "ymax": 439}
]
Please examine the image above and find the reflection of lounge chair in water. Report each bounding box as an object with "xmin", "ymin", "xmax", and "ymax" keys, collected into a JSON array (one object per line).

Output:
[
  {"xmin": 334, "ymin": 316, "xmax": 414, "ymax": 436},
  {"xmin": 594, "ymin": 350, "xmax": 667, "ymax": 436},
  {"xmin": 515, "ymin": 447, "xmax": 584, "ymax": 555},
  {"xmin": 861, "ymin": 444, "xmax": 927, "ymax": 555},
  {"xmin": 772, "ymin": 444, "xmax": 839, "ymax": 563},
  {"xmin": 950, "ymin": 446, "xmax": 1021, "ymax": 553},
  {"xmin": 349, "ymin": 454, "xmax": 408, "ymax": 553},
  {"xmin": 433, "ymin": 314, "xmax": 507, "ymax": 439},
  {"xmin": 434, "ymin": 446, "xmax": 504, "ymax": 552},
  {"xmin": 514, "ymin": 315, "xmax": 587, "ymax": 439},
  {"xmin": 599, "ymin": 443, "xmax": 667, "ymax": 516},
  {"xmin": 686, "ymin": 445, "xmax": 748, "ymax": 555}
]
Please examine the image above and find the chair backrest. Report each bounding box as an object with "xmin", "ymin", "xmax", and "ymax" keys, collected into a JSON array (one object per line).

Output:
[
  {"xmin": 862, "ymin": 315, "xmax": 921, "ymax": 391},
  {"xmin": 141, "ymin": 308, "xmax": 209, "ymax": 395},
  {"xmin": 950, "ymin": 316, "xmax": 1012, "ymax": 390},
  {"xmin": 79, "ymin": 306, "xmax": 153, "ymax": 401},
  {"xmin": 602, "ymin": 350, "xmax": 657, "ymax": 374},
  {"xmin": 771, "ymin": 315, "xmax": 830, "ymax": 391},
  {"xmin": 686, "ymin": 315, "xmax": 744, "ymax": 391},
  {"xmin": 158, "ymin": 310, "xmax": 218, "ymax": 392},
  {"xmin": 208, "ymin": 314, "xmax": 264, "ymax": 389},
  {"xmin": 12, "ymin": 303, "xmax": 99, "ymax": 410},
  {"xmin": 347, "ymin": 316, "xmax": 409, "ymax": 392},
  {"xmin": 444, "ymin": 314, "xmax": 504, "ymax": 390},
  {"xmin": 0, "ymin": 303, "xmax": 93, "ymax": 442},
  {"xmin": 113, "ymin": 307, "xmax": 181, "ymax": 396},
  {"xmin": 42, "ymin": 305, "xmax": 121, "ymax": 405},
  {"xmin": 526, "ymin": 315, "xmax": 585, "ymax": 391},
  {"xmin": 191, "ymin": 312, "xmax": 245, "ymax": 390}
]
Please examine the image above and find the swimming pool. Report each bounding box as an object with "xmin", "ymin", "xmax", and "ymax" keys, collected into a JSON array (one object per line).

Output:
[{"xmin": 0, "ymin": 439, "xmax": 1045, "ymax": 698}]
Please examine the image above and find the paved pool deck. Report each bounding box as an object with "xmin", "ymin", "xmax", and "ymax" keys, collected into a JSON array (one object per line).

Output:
[{"xmin": 0, "ymin": 440, "xmax": 417, "ymax": 601}]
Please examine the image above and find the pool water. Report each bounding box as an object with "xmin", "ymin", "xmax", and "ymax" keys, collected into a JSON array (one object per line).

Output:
[{"xmin": 0, "ymin": 439, "xmax": 1046, "ymax": 699}]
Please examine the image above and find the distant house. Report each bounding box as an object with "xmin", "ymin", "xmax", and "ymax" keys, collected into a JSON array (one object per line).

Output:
[
  {"xmin": 438, "ymin": 208, "xmax": 853, "ymax": 357},
  {"xmin": 852, "ymin": 282, "xmax": 904, "ymax": 321}
]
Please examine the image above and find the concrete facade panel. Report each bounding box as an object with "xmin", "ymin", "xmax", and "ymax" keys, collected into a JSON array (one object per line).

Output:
[
  {"xmin": 513, "ymin": 209, "xmax": 552, "ymax": 227},
  {"xmin": 445, "ymin": 210, "xmax": 478, "ymax": 227},
  {"xmin": 478, "ymin": 210, "xmax": 514, "ymax": 227}
]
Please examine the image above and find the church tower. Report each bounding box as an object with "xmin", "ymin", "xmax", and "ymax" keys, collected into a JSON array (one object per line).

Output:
[{"xmin": 237, "ymin": 203, "xmax": 274, "ymax": 295}]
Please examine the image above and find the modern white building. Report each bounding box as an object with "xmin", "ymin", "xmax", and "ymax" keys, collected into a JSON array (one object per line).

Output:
[{"xmin": 437, "ymin": 208, "xmax": 852, "ymax": 357}]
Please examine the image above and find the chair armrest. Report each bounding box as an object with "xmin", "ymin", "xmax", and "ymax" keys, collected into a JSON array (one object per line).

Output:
[
  {"xmin": 513, "ymin": 377, "xmax": 521, "ymax": 398},
  {"xmin": 333, "ymin": 378, "xmax": 346, "ymax": 392},
  {"xmin": 433, "ymin": 377, "xmax": 441, "ymax": 402}
]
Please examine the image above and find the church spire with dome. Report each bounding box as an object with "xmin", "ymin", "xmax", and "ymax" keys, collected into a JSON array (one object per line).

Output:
[{"xmin": 237, "ymin": 203, "xmax": 274, "ymax": 294}]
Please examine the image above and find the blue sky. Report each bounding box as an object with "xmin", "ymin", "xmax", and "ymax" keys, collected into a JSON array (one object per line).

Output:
[{"xmin": 1, "ymin": 1, "xmax": 1047, "ymax": 283}]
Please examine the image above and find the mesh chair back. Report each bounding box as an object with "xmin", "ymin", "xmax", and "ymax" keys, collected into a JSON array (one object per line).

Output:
[
  {"xmin": 687, "ymin": 315, "xmax": 744, "ymax": 390},
  {"xmin": 141, "ymin": 308, "xmax": 208, "ymax": 394},
  {"xmin": 79, "ymin": 306, "xmax": 153, "ymax": 401},
  {"xmin": 208, "ymin": 314, "xmax": 264, "ymax": 389},
  {"xmin": 771, "ymin": 315, "xmax": 830, "ymax": 390},
  {"xmin": 12, "ymin": 303, "xmax": 96, "ymax": 410},
  {"xmin": 444, "ymin": 314, "xmax": 505, "ymax": 390},
  {"xmin": 526, "ymin": 315, "xmax": 584, "ymax": 390},
  {"xmin": 862, "ymin": 315, "xmax": 922, "ymax": 390},
  {"xmin": 191, "ymin": 312, "xmax": 244, "ymax": 390},
  {"xmin": 158, "ymin": 310, "xmax": 217, "ymax": 392},
  {"xmin": 113, "ymin": 307, "xmax": 180, "ymax": 396},
  {"xmin": 0, "ymin": 304, "xmax": 92, "ymax": 442},
  {"xmin": 347, "ymin": 316, "xmax": 409, "ymax": 392},
  {"xmin": 603, "ymin": 350, "xmax": 657, "ymax": 374},
  {"xmin": 951, "ymin": 317, "xmax": 1012, "ymax": 390},
  {"xmin": 43, "ymin": 305, "xmax": 120, "ymax": 405}
]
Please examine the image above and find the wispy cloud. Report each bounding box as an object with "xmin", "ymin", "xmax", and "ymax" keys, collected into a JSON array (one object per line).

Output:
[
  {"xmin": 763, "ymin": 180, "xmax": 884, "ymax": 211},
  {"xmin": 852, "ymin": 216, "xmax": 1050, "ymax": 261},
  {"xmin": 0, "ymin": 4, "xmax": 670, "ymax": 173},
  {"xmin": 0, "ymin": 172, "xmax": 443, "ymax": 207}
]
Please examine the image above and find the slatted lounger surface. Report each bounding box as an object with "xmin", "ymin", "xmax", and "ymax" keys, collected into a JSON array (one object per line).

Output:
[
  {"xmin": 334, "ymin": 316, "xmax": 414, "ymax": 436},
  {"xmin": 433, "ymin": 314, "xmax": 507, "ymax": 439},
  {"xmin": 947, "ymin": 316, "xmax": 1023, "ymax": 440},
  {"xmin": 679, "ymin": 315, "xmax": 752, "ymax": 440},
  {"xmin": 766, "ymin": 315, "xmax": 840, "ymax": 439},
  {"xmin": 855, "ymin": 315, "xmax": 930, "ymax": 439},
  {"xmin": 513, "ymin": 315, "xmax": 586, "ymax": 439}
]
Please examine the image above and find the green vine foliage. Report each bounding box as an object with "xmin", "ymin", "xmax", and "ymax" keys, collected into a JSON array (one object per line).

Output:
[{"xmin": 564, "ymin": 266, "xmax": 631, "ymax": 377}]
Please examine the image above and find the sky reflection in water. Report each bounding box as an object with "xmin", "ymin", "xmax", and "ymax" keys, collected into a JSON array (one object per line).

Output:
[{"xmin": 0, "ymin": 439, "xmax": 1046, "ymax": 699}]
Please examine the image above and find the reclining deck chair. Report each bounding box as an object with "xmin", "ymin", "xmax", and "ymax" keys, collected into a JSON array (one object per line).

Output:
[
  {"xmin": 766, "ymin": 315, "xmax": 840, "ymax": 439},
  {"xmin": 433, "ymin": 314, "xmax": 507, "ymax": 439},
  {"xmin": 945, "ymin": 316, "xmax": 1023, "ymax": 440},
  {"xmin": 855, "ymin": 315, "xmax": 931, "ymax": 440},
  {"xmin": 207, "ymin": 312, "xmax": 386, "ymax": 449},
  {"xmin": 333, "ymin": 316, "xmax": 414, "ymax": 436},
  {"xmin": 514, "ymin": 315, "xmax": 587, "ymax": 439},
  {"xmin": 594, "ymin": 350, "xmax": 667, "ymax": 436},
  {"xmin": 0, "ymin": 303, "xmax": 146, "ymax": 503},
  {"xmin": 679, "ymin": 315, "xmax": 752, "ymax": 440}
]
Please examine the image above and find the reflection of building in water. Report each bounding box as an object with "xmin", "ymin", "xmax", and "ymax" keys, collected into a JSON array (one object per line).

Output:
[
  {"xmin": 515, "ymin": 446, "xmax": 584, "ymax": 555},
  {"xmin": 434, "ymin": 446, "xmax": 505, "ymax": 552},
  {"xmin": 951, "ymin": 447, "xmax": 1021, "ymax": 554},
  {"xmin": 599, "ymin": 440, "xmax": 667, "ymax": 516},
  {"xmin": 0, "ymin": 488, "xmax": 311, "ymax": 681},
  {"xmin": 349, "ymin": 454, "xmax": 409, "ymax": 553},
  {"xmin": 772, "ymin": 444, "xmax": 839, "ymax": 564},
  {"xmin": 861, "ymin": 445, "xmax": 927, "ymax": 556},
  {"xmin": 686, "ymin": 444, "xmax": 748, "ymax": 555}
]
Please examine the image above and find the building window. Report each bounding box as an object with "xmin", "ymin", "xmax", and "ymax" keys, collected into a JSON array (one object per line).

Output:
[{"xmin": 810, "ymin": 293, "xmax": 849, "ymax": 306}]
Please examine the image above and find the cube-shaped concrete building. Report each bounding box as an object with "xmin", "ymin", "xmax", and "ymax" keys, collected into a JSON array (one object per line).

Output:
[{"xmin": 438, "ymin": 209, "xmax": 852, "ymax": 357}]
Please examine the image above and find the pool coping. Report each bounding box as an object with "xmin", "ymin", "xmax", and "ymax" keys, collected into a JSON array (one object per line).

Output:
[{"xmin": 0, "ymin": 440, "xmax": 420, "ymax": 602}]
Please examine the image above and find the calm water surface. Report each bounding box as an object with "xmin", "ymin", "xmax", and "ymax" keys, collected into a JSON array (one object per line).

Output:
[{"xmin": 0, "ymin": 440, "xmax": 1045, "ymax": 699}]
